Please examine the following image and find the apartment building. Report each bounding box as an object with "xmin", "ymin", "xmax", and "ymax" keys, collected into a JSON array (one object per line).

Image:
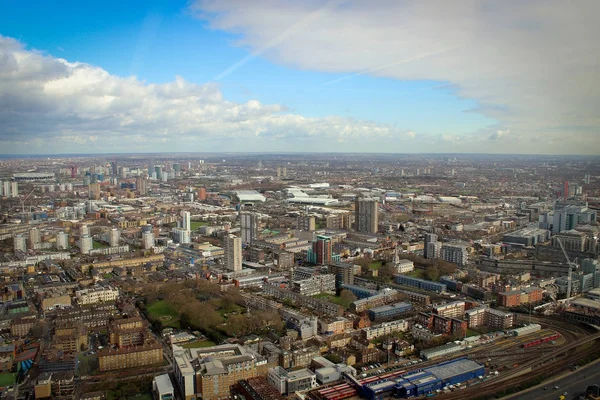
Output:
[
  {"xmin": 75, "ymin": 286, "xmax": 119, "ymax": 305},
  {"xmin": 98, "ymin": 342, "xmax": 163, "ymax": 371},
  {"xmin": 362, "ymin": 319, "xmax": 409, "ymax": 340}
]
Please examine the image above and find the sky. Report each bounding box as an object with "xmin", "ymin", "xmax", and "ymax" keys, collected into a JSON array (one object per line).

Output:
[{"xmin": 0, "ymin": 0, "xmax": 599, "ymax": 155}]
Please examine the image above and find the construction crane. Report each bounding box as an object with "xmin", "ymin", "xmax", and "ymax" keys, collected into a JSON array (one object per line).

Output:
[
  {"xmin": 20, "ymin": 188, "xmax": 36, "ymax": 216},
  {"xmin": 555, "ymin": 236, "xmax": 578, "ymax": 299}
]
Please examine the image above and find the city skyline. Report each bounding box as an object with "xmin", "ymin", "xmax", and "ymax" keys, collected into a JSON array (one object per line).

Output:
[{"xmin": 1, "ymin": 1, "xmax": 599, "ymax": 155}]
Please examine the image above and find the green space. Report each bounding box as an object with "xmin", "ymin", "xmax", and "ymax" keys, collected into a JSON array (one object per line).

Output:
[
  {"xmin": 92, "ymin": 240, "xmax": 108, "ymax": 249},
  {"xmin": 147, "ymin": 300, "xmax": 180, "ymax": 328},
  {"xmin": 182, "ymin": 340, "xmax": 217, "ymax": 349},
  {"xmin": 77, "ymin": 353, "xmax": 98, "ymax": 376},
  {"xmin": 313, "ymin": 293, "xmax": 353, "ymax": 308},
  {"xmin": 406, "ymin": 269, "xmax": 426, "ymax": 279},
  {"xmin": 369, "ymin": 261, "xmax": 383, "ymax": 270},
  {"xmin": 102, "ymin": 273, "xmax": 113, "ymax": 279},
  {"xmin": 190, "ymin": 221, "xmax": 208, "ymax": 230},
  {"xmin": 0, "ymin": 373, "xmax": 16, "ymax": 387}
]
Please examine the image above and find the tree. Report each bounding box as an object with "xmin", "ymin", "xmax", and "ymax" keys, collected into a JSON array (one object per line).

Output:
[
  {"xmin": 425, "ymin": 266, "xmax": 440, "ymax": 281},
  {"xmin": 340, "ymin": 289, "xmax": 358, "ymax": 307}
]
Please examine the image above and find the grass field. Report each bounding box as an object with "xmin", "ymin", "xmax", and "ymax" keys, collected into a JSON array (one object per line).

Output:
[
  {"xmin": 369, "ymin": 261, "xmax": 383, "ymax": 270},
  {"xmin": 93, "ymin": 240, "xmax": 108, "ymax": 249},
  {"xmin": 0, "ymin": 373, "xmax": 16, "ymax": 387},
  {"xmin": 313, "ymin": 293, "xmax": 352, "ymax": 308},
  {"xmin": 190, "ymin": 221, "xmax": 208, "ymax": 230},
  {"xmin": 406, "ymin": 269, "xmax": 426, "ymax": 279},
  {"xmin": 182, "ymin": 340, "xmax": 216, "ymax": 349},
  {"xmin": 128, "ymin": 394, "xmax": 152, "ymax": 400},
  {"xmin": 147, "ymin": 300, "xmax": 180, "ymax": 328}
]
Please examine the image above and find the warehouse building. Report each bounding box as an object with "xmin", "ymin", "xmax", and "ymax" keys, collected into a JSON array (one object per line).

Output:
[{"xmin": 361, "ymin": 358, "xmax": 484, "ymax": 400}]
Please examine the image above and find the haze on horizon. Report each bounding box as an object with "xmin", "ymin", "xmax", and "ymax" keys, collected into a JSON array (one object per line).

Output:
[{"xmin": 0, "ymin": 0, "xmax": 599, "ymax": 155}]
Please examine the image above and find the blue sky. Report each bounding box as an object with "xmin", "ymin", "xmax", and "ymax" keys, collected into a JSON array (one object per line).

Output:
[{"xmin": 0, "ymin": 0, "xmax": 598, "ymax": 154}]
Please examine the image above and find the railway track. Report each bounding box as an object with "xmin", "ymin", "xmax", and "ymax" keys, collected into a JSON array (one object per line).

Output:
[{"xmin": 436, "ymin": 332, "xmax": 600, "ymax": 400}]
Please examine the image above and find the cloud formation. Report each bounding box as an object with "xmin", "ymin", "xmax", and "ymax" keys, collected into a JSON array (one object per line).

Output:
[
  {"xmin": 0, "ymin": 35, "xmax": 417, "ymax": 154},
  {"xmin": 194, "ymin": 0, "xmax": 600, "ymax": 154}
]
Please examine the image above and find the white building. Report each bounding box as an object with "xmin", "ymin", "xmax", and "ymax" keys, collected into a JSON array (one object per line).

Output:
[
  {"xmin": 109, "ymin": 228, "xmax": 120, "ymax": 247},
  {"xmin": 152, "ymin": 374, "xmax": 175, "ymax": 400},
  {"xmin": 224, "ymin": 234, "xmax": 242, "ymax": 271},
  {"xmin": 56, "ymin": 232, "xmax": 69, "ymax": 250},
  {"xmin": 362, "ymin": 319, "xmax": 409, "ymax": 340},
  {"xmin": 143, "ymin": 231, "xmax": 155, "ymax": 249},
  {"xmin": 76, "ymin": 286, "xmax": 119, "ymax": 305},
  {"xmin": 181, "ymin": 211, "xmax": 191, "ymax": 231},
  {"xmin": 2, "ymin": 182, "xmax": 10, "ymax": 197},
  {"xmin": 172, "ymin": 228, "xmax": 191, "ymax": 244},
  {"xmin": 13, "ymin": 234, "xmax": 26, "ymax": 253},
  {"xmin": 10, "ymin": 182, "xmax": 18, "ymax": 198},
  {"xmin": 80, "ymin": 235, "xmax": 93, "ymax": 254},
  {"xmin": 395, "ymin": 259, "xmax": 414, "ymax": 274}
]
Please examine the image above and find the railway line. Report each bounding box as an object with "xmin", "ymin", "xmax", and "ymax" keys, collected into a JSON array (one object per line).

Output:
[{"xmin": 436, "ymin": 331, "xmax": 600, "ymax": 400}]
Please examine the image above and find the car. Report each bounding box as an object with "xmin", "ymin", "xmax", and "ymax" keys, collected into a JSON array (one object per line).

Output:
[
  {"xmin": 563, "ymin": 392, "xmax": 568, "ymax": 396},
  {"xmin": 554, "ymin": 386, "xmax": 559, "ymax": 390}
]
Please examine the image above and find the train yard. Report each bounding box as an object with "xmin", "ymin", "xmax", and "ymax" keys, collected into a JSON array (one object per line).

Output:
[{"xmin": 309, "ymin": 314, "xmax": 599, "ymax": 400}]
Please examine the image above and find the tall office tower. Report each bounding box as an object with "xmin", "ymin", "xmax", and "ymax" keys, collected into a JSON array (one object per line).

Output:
[
  {"xmin": 3, "ymin": 181, "xmax": 11, "ymax": 197},
  {"xmin": 136, "ymin": 176, "xmax": 147, "ymax": 195},
  {"xmin": 109, "ymin": 228, "xmax": 120, "ymax": 247},
  {"xmin": 224, "ymin": 234, "xmax": 242, "ymax": 272},
  {"xmin": 80, "ymin": 235, "xmax": 93, "ymax": 254},
  {"xmin": 297, "ymin": 215, "xmax": 316, "ymax": 231},
  {"xmin": 0, "ymin": 181, "xmax": 3, "ymax": 196},
  {"xmin": 10, "ymin": 182, "xmax": 18, "ymax": 198},
  {"xmin": 111, "ymin": 161, "xmax": 118, "ymax": 175},
  {"xmin": 56, "ymin": 232, "xmax": 69, "ymax": 250},
  {"xmin": 142, "ymin": 231, "xmax": 155, "ymax": 249},
  {"xmin": 29, "ymin": 228, "xmax": 41, "ymax": 250},
  {"xmin": 181, "ymin": 211, "xmax": 191, "ymax": 231},
  {"xmin": 154, "ymin": 166, "xmax": 162, "ymax": 181},
  {"xmin": 355, "ymin": 198, "xmax": 379, "ymax": 233},
  {"xmin": 306, "ymin": 235, "xmax": 340, "ymax": 265},
  {"xmin": 13, "ymin": 234, "xmax": 26, "ymax": 254},
  {"xmin": 424, "ymin": 233, "xmax": 438, "ymax": 259},
  {"xmin": 148, "ymin": 161, "xmax": 153, "ymax": 176},
  {"xmin": 240, "ymin": 212, "xmax": 259, "ymax": 244}
]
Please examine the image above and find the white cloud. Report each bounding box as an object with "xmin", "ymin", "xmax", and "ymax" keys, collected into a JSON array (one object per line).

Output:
[
  {"xmin": 0, "ymin": 35, "xmax": 423, "ymax": 154},
  {"xmin": 193, "ymin": 0, "xmax": 600, "ymax": 154}
]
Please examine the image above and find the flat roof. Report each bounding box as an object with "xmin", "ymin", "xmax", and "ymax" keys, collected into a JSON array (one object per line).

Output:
[
  {"xmin": 153, "ymin": 374, "xmax": 174, "ymax": 392},
  {"xmin": 426, "ymin": 358, "xmax": 483, "ymax": 381}
]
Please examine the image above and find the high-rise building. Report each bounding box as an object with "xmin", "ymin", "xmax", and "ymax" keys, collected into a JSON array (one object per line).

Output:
[
  {"xmin": 29, "ymin": 228, "xmax": 41, "ymax": 250},
  {"xmin": 172, "ymin": 228, "xmax": 191, "ymax": 244},
  {"xmin": 80, "ymin": 224, "xmax": 90, "ymax": 237},
  {"xmin": 142, "ymin": 231, "xmax": 155, "ymax": 249},
  {"xmin": 355, "ymin": 198, "xmax": 379, "ymax": 233},
  {"xmin": 307, "ymin": 235, "xmax": 340, "ymax": 265},
  {"xmin": 56, "ymin": 232, "xmax": 69, "ymax": 250},
  {"xmin": 426, "ymin": 241, "xmax": 442, "ymax": 260},
  {"xmin": 88, "ymin": 183, "xmax": 101, "ymax": 199},
  {"xmin": 181, "ymin": 211, "xmax": 191, "ymax": 231},
  {"xmin": 297, "ymin": 215, "xmax": 316, "ymax": 231},
  {"xmin": 10, "ymin": 182, "xmax": 18, "ymax": 198},
  {"xmin": 13, "ymin": 234, "xmax": 26, "ymax": 253},
  {"xmin": 549, "ymin": 201, "xmax": 597, "ymax": 234},
  {"xmin": 3, "ymin": 181, "xmax": 11, "ymax": 197},
  {"xmin": 154, "ymin": 166, "xmax": 162, "ymax": 181},
  {"xmin": 424, "ymin": 233, "xmax": 438, "ymax": 259},
  {"xmin": 441, "ymin": 243, "xmax": 468, "ymax": 267},
  {"xmin": 80, "ymin": 235, "xmax": 93, "ymax": 254},
  {"xmin": 109, "ymin": 228, "xmax": 120, "ymax": 247},
  {"xmin": 240, "ymin": 212, "xmax": 259, "ymax": 244},
  {"xmin": 198, "ymin": 187, "xmax": 207, "ymax": 201},
  {"xmin": 136, "ymin": 176, "xmax": 147, "ymax": 195},
  {"xmin": 111, "ymin": 161, "xmax": 118, "ymax": 175},
  {"xmin": 224, "ymin": 234, "xmax": 242, "ymax": 272}
]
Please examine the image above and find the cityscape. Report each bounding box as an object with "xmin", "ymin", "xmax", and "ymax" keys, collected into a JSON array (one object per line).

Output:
[
  {"xmin": 1, "ymin": 1, "xmax": 600, "ymax": 400},
  {"xmin": 0, "ymin": 153, "xmax": 598, "ymax": 400}
]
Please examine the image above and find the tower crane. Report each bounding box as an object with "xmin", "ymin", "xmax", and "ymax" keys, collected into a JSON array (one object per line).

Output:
[
  {"xmin": 555, "ymin": 236, "xmax": 578, "ymax": 299},
  {"xmin": 21, "ymin": 188, "xmax": 36, "ymax": 215}
]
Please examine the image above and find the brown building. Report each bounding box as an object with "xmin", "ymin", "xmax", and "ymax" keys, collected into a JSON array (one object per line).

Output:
[
  {"xmin": 98, "ymin": 342, "xmax": 163, "ymax": 371},
  {"xmin": 498, "ymin": 288, "xmax": 543, "ymax": 307},
  {"xmin": 10, "ymin": 315, "xmax": 37, "ymax": 337}
]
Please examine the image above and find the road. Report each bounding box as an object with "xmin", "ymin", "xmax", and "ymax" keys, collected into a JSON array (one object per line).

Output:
[{"xmin": 505, "ymin": 360, "xmax": 600, "ymax": 400}]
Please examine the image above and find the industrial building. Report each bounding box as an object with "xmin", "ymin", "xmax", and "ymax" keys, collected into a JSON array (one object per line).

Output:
[{"xmin": 361, "ymin": 358, "xmax": 485, "ymax": 399}]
